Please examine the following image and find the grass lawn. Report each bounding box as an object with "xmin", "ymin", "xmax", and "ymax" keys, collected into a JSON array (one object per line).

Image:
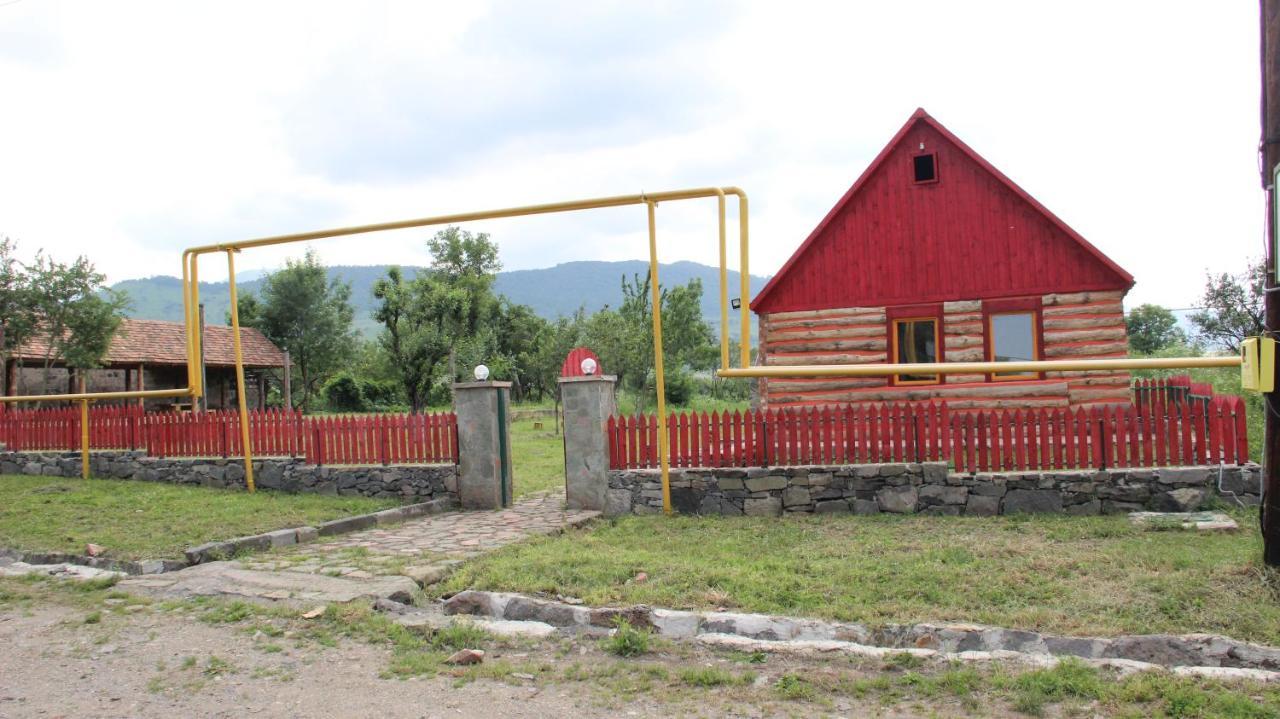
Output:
[
  {"xmin": 0, "ymin": 475, "xmax": 399, "ymax": 560},
  {"xmin": 510, "ymin": 418, "xmax": 564, "ymax": 500},
  {"xmin": 438, "ymin": 509, "xmax": 1280, "ymax": 645}
]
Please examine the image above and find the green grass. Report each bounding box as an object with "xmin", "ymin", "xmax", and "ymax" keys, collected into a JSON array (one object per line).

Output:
[
  {"xmin": 0, "ymin": 474, "xmax": 399, "ymax": 559},
  {"xmin": 438, "ymin": 510, "xmax": 1280, "ymax": 644},
  {"xmin": 510, "ymin": 419, "xmax": 564, "ymax": 499}
]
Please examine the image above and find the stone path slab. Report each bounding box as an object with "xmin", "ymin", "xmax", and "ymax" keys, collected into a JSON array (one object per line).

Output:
[
  {"xmin": 237, "ymin": 492, "xmax": 598, "ymax": 582},
  {"xmin": 118, "ymin": 561, "xmax": 418, "ymax": 605},
  {"xmin": 1128, "ymin": 511, "xmax": 1239, "ymax": 532}
]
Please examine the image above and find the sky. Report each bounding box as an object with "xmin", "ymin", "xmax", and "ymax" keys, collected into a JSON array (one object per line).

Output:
[{"xmin": 0, "ymin": 1, "xmax": 1264, "ymax": 310}]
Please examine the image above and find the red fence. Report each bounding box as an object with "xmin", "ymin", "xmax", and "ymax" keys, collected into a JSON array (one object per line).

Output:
[
  {"xmin": 0, "ymin": 406, "xmax": 457, "ymax": 466},
  {"xmin": 607, "ymin": 397, "xmax": 1249, "ymax": 472}
]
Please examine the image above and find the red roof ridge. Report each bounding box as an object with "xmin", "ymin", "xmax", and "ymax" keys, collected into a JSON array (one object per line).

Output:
[{"xmin": 751, "ymin": 108, "xmax": 1134, "ymax": 311}]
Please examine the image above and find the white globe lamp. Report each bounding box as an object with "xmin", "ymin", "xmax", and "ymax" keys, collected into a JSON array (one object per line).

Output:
[
  {"xmin": 474, "ymin": 364, "xmax": 490, "ymax": 382},
  {"xmin": 580, "ymin": 357, "xmax": 597, "ymax": 376}
]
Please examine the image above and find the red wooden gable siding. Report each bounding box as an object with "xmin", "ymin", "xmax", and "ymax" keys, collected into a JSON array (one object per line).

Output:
[
  {"xmin": 560, "ymin": 347, "xmax": 602, "ymax": 378},
  {"xmin": 752, "ymin": 109, "xmax": 1134, "ymax": 315}
]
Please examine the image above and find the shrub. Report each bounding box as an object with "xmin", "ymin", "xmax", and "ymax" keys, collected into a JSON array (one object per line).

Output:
[{"xmin": 603, "ymin": 618, "xmax": 651, "ymax": 657}]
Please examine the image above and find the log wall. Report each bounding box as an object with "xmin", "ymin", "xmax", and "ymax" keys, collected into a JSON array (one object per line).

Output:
[{"xmin": 757, "ymin": 292, "xmax": 1131, "ymax": 410}]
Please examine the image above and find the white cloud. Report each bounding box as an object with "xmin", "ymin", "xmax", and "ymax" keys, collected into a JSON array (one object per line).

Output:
[{"xmin": 0, "ymin": 0, "xmax": 1262, "ymax": 311}]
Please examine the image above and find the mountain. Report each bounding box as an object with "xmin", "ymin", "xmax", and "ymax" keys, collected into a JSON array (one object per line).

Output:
[{"xmin": 111, "ymin": 261, "xmax": 770, "ymax": 338}]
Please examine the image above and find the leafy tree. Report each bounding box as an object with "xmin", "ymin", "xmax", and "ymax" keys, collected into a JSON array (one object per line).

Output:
[
  {"xmin": 427, "ymin": 227, "xmax": 502, "ymax": 383},
  {"xmin": 241, "ymin": 249, "xmax": 356, "ymax": 411},
  {"xmin": 1189, "ymin": 259, "xmax": 1265, "ymax": 353},
  {"xmin": 372, "ymin": 265, "xmax": 448, "ymax": 412},
  {"xmin": 1126, "ymin": 304, "xmax": 1188, "ymax": 355},
  {"xmin": 491, "ymin": 299, "xmax": 551, "ymax": 401},
  {"xmin": 0, "ymin": 238, "xmax": 37, "ymax": 394},
  {"xmin": 24, "ymin": 252, "xmax": 128, "ymax": 391}
]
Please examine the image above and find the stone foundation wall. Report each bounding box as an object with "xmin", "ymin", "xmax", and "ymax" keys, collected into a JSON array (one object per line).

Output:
[
  {"xmin": 606, "ymin": 463, "xmax": 1261, "ymax": 517},
  {"xmin": 0, "ymin": 451, "xmax": 458, "ymax": 503}
]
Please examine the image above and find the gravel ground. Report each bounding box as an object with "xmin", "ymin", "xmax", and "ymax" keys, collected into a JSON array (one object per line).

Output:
[{"xmin": 0, "ymin": 605, "xmax": 668, "ymax": 719}]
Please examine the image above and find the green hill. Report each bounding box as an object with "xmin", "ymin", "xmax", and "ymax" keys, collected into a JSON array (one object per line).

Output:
[{"xmin": 112, "ymin": 261, "xmax": 769, "ymax": 338}]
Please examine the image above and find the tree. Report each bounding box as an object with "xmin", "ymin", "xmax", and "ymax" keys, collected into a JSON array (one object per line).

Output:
[
  {"xmin": 427, "ymin": 227, "xmax": 502, "ymax": 383},
  {"xmin": 1189, "ymin": 259, "xmax": 1265, "ymax": 353},
  {"xmin": 1126, "ymin": 304, "xmax": 1188, "ymax": 354},
  {"xmin": 241, "ymin": 249, "xmax": 356, "ymax": 411},
  {"xmin": 0, "ymin": 238, "xmax": 37, "ymax": 394},
  {"xmin": 24, "ymin": 251, "xmax": 129, "ymax": 391},
  {"xmin": 372, "ymin": 266, "xmax": 448, "ymax": 412}
]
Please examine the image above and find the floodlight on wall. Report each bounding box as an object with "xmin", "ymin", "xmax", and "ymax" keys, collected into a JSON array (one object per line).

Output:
[
  {"xmin": 581, "ymin": 357, "xmax": 597, "ymax": 376},
  {"xmin": 474, "ymin": 365, "xmax": 490, "ymax": 381}
]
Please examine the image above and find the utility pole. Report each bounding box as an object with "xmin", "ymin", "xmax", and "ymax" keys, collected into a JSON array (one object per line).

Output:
[{"xmin": 1260, "ymin": 0, "xmax": 1280, "ymax": 564}]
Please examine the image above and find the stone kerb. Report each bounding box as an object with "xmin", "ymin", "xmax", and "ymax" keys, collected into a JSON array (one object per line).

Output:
[
  {"xmin": 558, "ymin": 374, "xmax": 617, "ymax": 511},
  {"xmin": 605, "ymin": 463, "xmax": 1261, "ymax": 517},
  {"xmin": 0, "ymin": 450, "xmax": 458, "ymax": 503}
]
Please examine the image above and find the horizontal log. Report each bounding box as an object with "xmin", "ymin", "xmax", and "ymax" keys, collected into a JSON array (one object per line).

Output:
[
  {"xmin": 1043, "ymin": 327, "xmax": 1128, "ymax": 343},
  {"xmin": 940, "ymin": 398, "xmax": 1072, "ymax": 410},
  {"xmin": 1043, "ymin": 342, "xmax": 1129, "ymax": 358},
  {"xmin": 766, "ymin": 353, "xmax": 888, "ymax": 366},
  {"xmin": 764, "ymin": 378, "xmax": 885, "ymax": 393},
  {"xmin": 1042, "ymin": 315, "xmax": 1125, "ymax": 330},
  {"xmin": 945, "ymin": 374, "xmax": 987, "ymax": 384},
  {"xmin": 943, "ymin": 322, "xmax": 983, "ymax": 335},
  {"xmin": 766, "ymin": 338, "xmax": 888, "ymax": 353},
  {"xmin": 945, "ymin": 335, "xmax": 983, "ymax": 350},
  {"xmin": 1042, "ymin": 302, "xmax": 1124, "ymax": 317},
  {"xmin": 1042, "ymin": 290, "xmax": 1126, "ymax": 306},
  {"xmin": 945, "ymin": 348, "xmax": 985, "ymax": 362},
  {"xmin": 1043, "ymin": 369, "xmax": 1130, "ymax": 379},
  {"xmin": 1065, "ymin": 375, "xmax": 1132, "ymax": 387},
  {"xmin": 765, "ymin": 306, "xmax": 885, "ymax": 322},
  {"xmin": 765, "ymin": 326, "xmax": 885, "ymax": 341},
  {"xmin": 1069, "ymin": 388, "xmax": 1132, "ymax": 403},
  {"xmin": 943, "ymin": 300, "xmax": 982, "ymax": 313}
]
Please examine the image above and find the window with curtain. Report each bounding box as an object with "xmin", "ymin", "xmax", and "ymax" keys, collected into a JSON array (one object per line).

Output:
[{"xmin": 893, "ymin": 318, "xmax": 938, "ymax": 384}]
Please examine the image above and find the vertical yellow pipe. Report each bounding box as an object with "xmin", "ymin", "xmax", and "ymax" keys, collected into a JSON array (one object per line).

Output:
[
  {"xmin": 189, "ymin": 254, "xmax": 203, "ymax": 398},
  {"xmin": 737, "ymin": 194, "xmax": 751, "ymax": 369},
  {"xmin": 79, "ymin": 399, "xmax": 89, "ymax": 480},
  {"xmin": 181, "ymin": 252, "xmax": 194, "ymax": 392},
  {"xmin": 716, "ymin": 191, "xmax": 729, "ymax": 372},
  {"xmin": 646, "ymin": 201, "xmax": 672, "ymax": 515},
  {"xmin": 226, "ymin": 250, "xmax": 256, "ymax": 493}
]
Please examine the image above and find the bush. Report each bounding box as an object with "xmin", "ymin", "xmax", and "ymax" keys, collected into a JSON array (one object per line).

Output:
[
  {"xmin": 603, "ymin": 618, "xmax": 651, "ymax": 657},
  {"xmin": 324, "ymin": 372, "xmax": 408, "ymax": 412},
  {"xmin": 661, "ymin": 367, "xmax": 695, "ymax": 405}
]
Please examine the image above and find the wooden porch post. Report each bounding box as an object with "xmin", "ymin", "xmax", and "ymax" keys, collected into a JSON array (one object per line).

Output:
[
  {"xmin": 137, "ymin": 363, "xmax": 145, "ymax": 409},
  {"xmin": 282, "ymin": 350, "xmax": 292, "ymax": 410},
  {"xmin": 257, "ymin": 372, "xmax": 266, "ymax": 411}
]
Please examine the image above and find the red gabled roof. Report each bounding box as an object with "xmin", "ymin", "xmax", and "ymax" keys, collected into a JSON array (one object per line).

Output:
[
  {"xmin": 13, "ymin": 318, "xmax": 286, "ymax": 369},
  {"xmin": 752, "ymin": 108, "xmax": 1134, "ymax": 314}
]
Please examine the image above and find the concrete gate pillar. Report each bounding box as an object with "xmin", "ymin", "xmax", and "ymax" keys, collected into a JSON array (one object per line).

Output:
[
  {"xmin": 558, "ymin": 374, "xmax": 617, "ymax": 511},
  {"xmin": 452, "ymin": 381, "xmax": 513, "ymax": 509}
]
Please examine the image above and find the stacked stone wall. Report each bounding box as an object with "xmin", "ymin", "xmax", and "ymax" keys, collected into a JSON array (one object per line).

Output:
[
  {"xmin": 606, "ymin": 463, "xmax": 1259, "ymax": 517},
  {"xmin": 0, "ymin": 450, "xmax": 457, "ymax": 503}
]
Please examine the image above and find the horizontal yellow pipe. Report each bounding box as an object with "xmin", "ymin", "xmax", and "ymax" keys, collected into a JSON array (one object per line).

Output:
[
  {"xmin": 717, "ymin": 356, "xmax": 1241, "ymax": 379},
  {"xmin": 0, "ymin": 388, "xmax": 194, "ymax": 404},
  {"xmin": 186, "ymin": 188, "xmax": 742, "ymax": 255}
]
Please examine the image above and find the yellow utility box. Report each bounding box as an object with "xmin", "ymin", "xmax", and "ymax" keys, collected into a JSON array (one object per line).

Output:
[{"xmin": 1242, "ymin": 336, "xmax": 1277, "ymax": 392}]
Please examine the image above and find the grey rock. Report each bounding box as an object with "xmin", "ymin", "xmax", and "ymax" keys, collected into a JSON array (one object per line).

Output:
[
  {"xmin": 781, "ymin": 486, "xmax": 811, "ymax": 508},
  {"xmin": 606, "ymin": 489, "xmax": 633, "ymax": 516},
  {"xmin": 919, "ymin": 485, "xmax": 968, "ymax": 505},
  {"xmin": 852, "ymin": 499, "xmax": 881, "ymax": 515},
  {"xmin": 965, "ymin": 494, "xmax": 1000, "ymax": 516},
  {"xmin": 1003, "ymin": 489, "xmax": 1063, "ymax": 514},
  {"xmin": 1157, "ymin": 467, "xmax": 1212, "ymax": 487},
  {"xmin": 744, "ymin": 497, "xmax": 782, "ymax": 517},
  {"xmin": 876, "ymin": 486, "xmax": 917, "ymax": 513},
  {"xmin": 745, "ymin": 476, "xmax": 787, "ymax": 492},
  {"xmin": 1064, "ymin": 499, "xmax": 1101, "ymax": 516},
  {"xmin": 814, "ymin": 499, "xmax": 851, "ymax": 514},
  {"xmin": 1153, "ymin": 487, "xmax": 1208, "ymax": 512}
]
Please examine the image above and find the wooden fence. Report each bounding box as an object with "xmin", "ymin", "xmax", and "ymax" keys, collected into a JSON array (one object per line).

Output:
[
  {"xmin": 606, "ymin": 397, "xmax": 1249, "ymax": 473},
  {"xmin": 0, "ymin": 406, "xmax": 457, "ymax": 466}
]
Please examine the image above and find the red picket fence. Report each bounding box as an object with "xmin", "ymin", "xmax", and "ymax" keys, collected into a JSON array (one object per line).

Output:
[
  {"xmin": 607, "ymin": 402, "xmax": 950, "ymax": 470},
  {"xmin": 607, "ymin": 397, "xmax": 1249, "ymax": 472},
  {"xmin": 947, "ymin": 396, "xmax": 1248, "ymax": 473},
  {"xmin": 0, "ymin": 406, "xmax": 458, "ymax": 466}
]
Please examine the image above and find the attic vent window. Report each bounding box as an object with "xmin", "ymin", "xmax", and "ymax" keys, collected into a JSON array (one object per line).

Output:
[{"xmin": 912, "ymin": 153, "xmax": 937, "ymax": 184}]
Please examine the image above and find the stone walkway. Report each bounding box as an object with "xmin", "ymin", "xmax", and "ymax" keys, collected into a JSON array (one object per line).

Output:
[{"xmin": 236, "ymin": 491, "xmax": 599, "ymax": 585}]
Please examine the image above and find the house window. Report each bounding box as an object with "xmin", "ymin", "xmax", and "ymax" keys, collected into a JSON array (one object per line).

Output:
[
  {"xmin": 892, "ymin": 317, "xmax": 940, "ymax": 384},
  {"xmin": 912, "ymin": 153, "xmax": 937, "ymax": 184},
  {"xmin": 988, "ymin": 311, "xmax": 1039, "ymax": 380}
]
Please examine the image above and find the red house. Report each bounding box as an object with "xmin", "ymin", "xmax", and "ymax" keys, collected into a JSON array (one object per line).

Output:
[{"xmin": 752, "ymin": 109, "xmax": 1134, "ymax": 411}]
